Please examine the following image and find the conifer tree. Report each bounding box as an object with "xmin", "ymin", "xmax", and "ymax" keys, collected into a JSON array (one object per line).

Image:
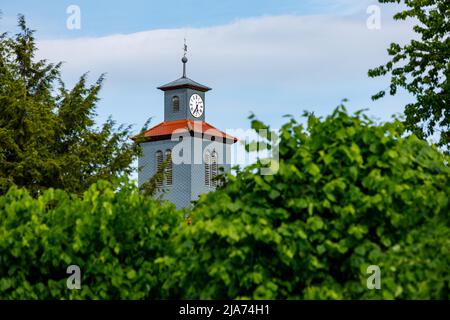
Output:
[{"xmin": 0, "ymin": 15, "xmax": 141, "ymax": 195}]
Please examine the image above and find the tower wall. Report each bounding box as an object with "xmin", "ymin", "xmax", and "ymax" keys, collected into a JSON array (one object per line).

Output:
[
  {"xmin": 164, "ymin": 88, "xmax": 188, "ymax": 122},
  {"xmin": 138, "ymin": 139, "xmax": 192, "ymax": 208},
  {"xmin": 164, "ymin": 89, "xmax": 206, "ymax": 122},
  {"xmin": 138, "ymin": 136, "xmax": 232, "ymax": 209},
  {"xmin": 190, "ymin": 138, "xmax": 231, "ymax": 203}
]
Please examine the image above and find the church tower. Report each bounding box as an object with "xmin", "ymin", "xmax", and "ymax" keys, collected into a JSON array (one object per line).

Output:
[{"xmin": 136, "ymin": 47, "xmax": 237, "ymax": 208}]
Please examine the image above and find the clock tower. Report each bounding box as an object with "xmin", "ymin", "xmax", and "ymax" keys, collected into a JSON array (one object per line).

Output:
[
  {"xmin": 157, "ymin": 55, "xmax": 209, "ymax": 122},
  {"xmin": 136, "ymin": 49, "xmax": 237, "ymax": 208}
]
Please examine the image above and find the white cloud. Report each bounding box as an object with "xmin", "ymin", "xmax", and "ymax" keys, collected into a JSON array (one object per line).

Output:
[
  {"xmin": 34, "ymin": 12, "xmax": 416, "ymax": 132},
  {"xmin": 37, "ymin": 13, "xmax": 414, "ymax": 82}
]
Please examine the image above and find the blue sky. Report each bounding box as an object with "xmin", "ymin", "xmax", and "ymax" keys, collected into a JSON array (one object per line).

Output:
[
  {"xmin": 2, "ymin": 0, "xmax": 374, "ymax": 38},
  {"xmin": 1, "ymin": 0, "xmax": 415, "ymax": 146}
]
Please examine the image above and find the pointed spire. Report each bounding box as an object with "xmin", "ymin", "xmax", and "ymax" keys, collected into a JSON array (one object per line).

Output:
[{"xmin": 182, "ymin": 38, "xmax": 188, "ymax": 78}]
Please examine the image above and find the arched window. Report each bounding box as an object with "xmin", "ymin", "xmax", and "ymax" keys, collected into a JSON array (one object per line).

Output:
[
  {"xmin": 172, "ymin": 96, "xmax": 180, "ymax": 112},
  {"xmin": 165, "ymin": 149, "xmax": 173, "ymax": 186},
  {"xmin": 156, "ymin": 150, "xmax": 163, "ymax": 187},
  {"xmin": 211, "ymin": 151, "xmax": 218, "ymax": 187},
  {"xmin": 204, "ymin": 150, "xmax": 210, "ymax": 186}
]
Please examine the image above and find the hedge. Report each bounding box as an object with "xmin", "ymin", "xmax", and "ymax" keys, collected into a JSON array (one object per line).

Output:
[{"xmin": 0, "ymin": 107, "xmax": 449, "ymax": 299}]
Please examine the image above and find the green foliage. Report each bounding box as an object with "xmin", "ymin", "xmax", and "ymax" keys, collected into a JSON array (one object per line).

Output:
[
  {"xmin": 378, "ymin": 217, "xmax": 450, "ymax": 299},
  {"xmin": 369, "ymin": 0, "xmax": 450, "ymax": 148},
  {"xmin": 0, "ymin": 106, "xmax": 448, "ymax": 299},
  {"xmin": 0, "ymin": 180, "xmax": 183, "ymax": 299},
  {"xmin": 171, "ymin": 106, "xmax": 450, "ymax": 299},
  {"xmin": 0, "ymin": 16, "xmax": 140, "ymax": 196},
  {"xmin": 140, "ymin": 157, "xmax": 171, "ymax": 198}
]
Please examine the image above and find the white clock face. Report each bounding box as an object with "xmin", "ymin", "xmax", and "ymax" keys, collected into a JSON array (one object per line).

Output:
[{"xmin": 189, "ymin": 94, "xmax": 204, "ymax": 118}]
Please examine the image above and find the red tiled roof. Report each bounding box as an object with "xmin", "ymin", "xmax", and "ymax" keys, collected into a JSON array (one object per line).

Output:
[{"xmin": 135, "ymin": 120, "xmax": 237, "ymax": 143}]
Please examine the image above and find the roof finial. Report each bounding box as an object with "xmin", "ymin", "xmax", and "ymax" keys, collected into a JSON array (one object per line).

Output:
[{"xmin": 182, "ymin": 38, "xmax": 188, "ymax": 78}]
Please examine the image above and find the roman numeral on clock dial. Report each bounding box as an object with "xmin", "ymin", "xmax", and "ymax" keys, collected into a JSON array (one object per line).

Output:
[{"xmin": 189, "ymin": 94, "xmax": 204, "ymax": 118}]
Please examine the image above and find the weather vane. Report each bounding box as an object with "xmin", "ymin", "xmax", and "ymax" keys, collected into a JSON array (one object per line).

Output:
[
  {"xmin": 183, "ymin": 38, "xmax": 188, "ymax": 57},
  {"xmin": 182, "ymin": 38, "xmax": 188, "ymax": 78}
]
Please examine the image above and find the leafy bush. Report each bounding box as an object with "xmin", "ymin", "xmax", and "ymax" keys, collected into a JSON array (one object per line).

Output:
[
  {"xmin": 0, "ymin": 180, "xmax": 183, "ymax": 299},
  {"xmin": 0, "ymin": 107, "xmax": 448, "ymax": 299},
  {"xmin": 169, "ymin": 107, "xmax": 450, "ymax": 299}
]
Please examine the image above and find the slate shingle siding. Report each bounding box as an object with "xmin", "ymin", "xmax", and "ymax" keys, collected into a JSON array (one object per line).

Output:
[{"xmin": 138, "ymin": 137, "xmax": 231, "ymax": 208}]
